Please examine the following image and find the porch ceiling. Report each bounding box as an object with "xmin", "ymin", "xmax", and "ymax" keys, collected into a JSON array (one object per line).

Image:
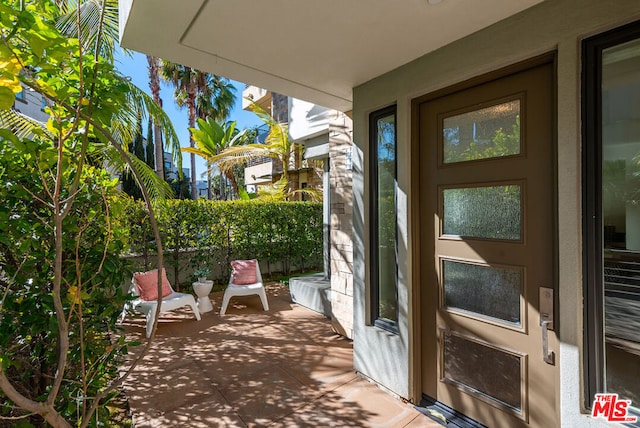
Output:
[{"xmin": 119, "ymin": 0, "xmax": 544, "ymax": 112}]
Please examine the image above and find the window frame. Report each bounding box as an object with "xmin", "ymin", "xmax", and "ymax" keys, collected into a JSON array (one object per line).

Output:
[
  {"xmin": 369, "ymin": 104, "xmax": 399, "ymax": 333},
  {"xmin": 581, "ymin": 19, "xmax": 640, "ymax": 409}
]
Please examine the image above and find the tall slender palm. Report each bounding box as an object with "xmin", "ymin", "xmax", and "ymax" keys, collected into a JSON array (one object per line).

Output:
[
  {"xmin": 147, "ymin": 55, "xmax": 164, "ymax": 179},
  {"xmin": 160, "ymin": 62, "xmax": 236, "ymax": 199}
]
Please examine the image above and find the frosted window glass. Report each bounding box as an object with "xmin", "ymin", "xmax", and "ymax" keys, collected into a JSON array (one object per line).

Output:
[
  {"xmin": 443, "ymin": 260, "xmax": 521, "ymax": 324},
  {"xmin": 443, "ymin": 185, "xmax": 521, "ymax": 240}
]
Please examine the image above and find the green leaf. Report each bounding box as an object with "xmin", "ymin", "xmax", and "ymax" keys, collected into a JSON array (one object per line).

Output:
[
  {"xmin": 0, "ymin": 86, "xmax": 15, "ymax": 110},
  {"xmin": 26, "ymin": 32, "xmax": 53, "ymax": 58},
  {"xmin": 0, "ymin": 129, "xmax": 18, "ymax": 143}
]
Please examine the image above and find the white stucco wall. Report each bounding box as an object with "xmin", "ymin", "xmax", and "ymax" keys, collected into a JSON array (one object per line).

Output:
[
  {"xmin": 13, "ymin": 87, "xmax": 49, "ymax": 124},
  {"xmin": 352, "ymin": 0, "xmax": 640, "ymax": 425},
  {"xmin": 288, "ymin": 98, "xmax": 331, "ymax": 142}
]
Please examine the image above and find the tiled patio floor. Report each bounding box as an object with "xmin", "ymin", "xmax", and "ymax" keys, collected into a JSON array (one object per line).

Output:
[{"xmin": 120, "ymin": 282, "xmax": 440, "ymax": 427}]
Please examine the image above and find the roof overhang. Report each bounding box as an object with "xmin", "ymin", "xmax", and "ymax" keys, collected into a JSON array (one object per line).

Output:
[{"xmin": 119, "ymin": 0, "xmax": 544, "ymax": 112}]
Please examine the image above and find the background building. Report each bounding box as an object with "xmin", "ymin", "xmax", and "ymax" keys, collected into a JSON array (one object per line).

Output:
[{"xmin": 12, "ymin": 87, "xmax": 49, "ymax": 124}]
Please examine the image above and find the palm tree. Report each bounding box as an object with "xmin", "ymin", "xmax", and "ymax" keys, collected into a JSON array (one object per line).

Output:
[
  {"xmin": 208, "ymin": 101, "xmax": 321, "ymax": 201},
  {"xmin": 185, "ymin": 118, "xmax": 251, "ymax": 198},
  {"xmin": 160, "ymin": 62, "xmax": 236, "ymax": 199},
  {"xmin": 195, "ymin": 75, "xmax": 236, "ymax": 122},
  {"xmin": 195, "ymin": 75, "xmax": 236, "ymax": 198},
  {"xmin": 147, "ymin": 55, "xmax": 165, "ymax": 179}
]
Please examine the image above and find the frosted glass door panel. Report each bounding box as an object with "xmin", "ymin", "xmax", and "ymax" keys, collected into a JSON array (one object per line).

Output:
[
  {"xmin": 442, "ymin": 185, "xmax": 522, "ymax": 241},
  {"xmin": 443, "ymin": 260, "xmax": 522, "ymax": 324}
]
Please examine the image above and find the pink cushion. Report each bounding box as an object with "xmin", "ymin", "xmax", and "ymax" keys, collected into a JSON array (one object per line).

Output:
[
  {"xmin": 231, "ymin": 259, "xmax": 258, "ymax": 285},
  {"xmin": 133, "ymin": 268, "xmax": 173, "ymax": 301}
]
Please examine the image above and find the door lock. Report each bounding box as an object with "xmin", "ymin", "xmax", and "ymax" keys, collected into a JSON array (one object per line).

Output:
[{"xmin": 540, "ymin": 287, "xmax": 555, "ymax": 365}]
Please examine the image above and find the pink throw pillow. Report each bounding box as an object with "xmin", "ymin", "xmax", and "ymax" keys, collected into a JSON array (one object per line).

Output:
[
  {"xmin": 133, "ymin": 268, "xmax": 173, "ymax": 301},
  {"xmin": 231, "ymin": 259, "xmax": 258, "ymax": 285}
]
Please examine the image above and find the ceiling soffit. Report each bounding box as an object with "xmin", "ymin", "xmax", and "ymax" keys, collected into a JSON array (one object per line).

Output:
[{"xmin": 120, "ymin": 0, "xmax": 544, "ymax": 111}]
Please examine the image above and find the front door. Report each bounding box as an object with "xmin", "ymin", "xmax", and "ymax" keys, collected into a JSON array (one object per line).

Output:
[{"xmin": 417, "ymin": 58, "xmax": 558, "ymax": 427}]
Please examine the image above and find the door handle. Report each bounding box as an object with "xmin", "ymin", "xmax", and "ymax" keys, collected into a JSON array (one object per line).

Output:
[
  {"xmin": 539, "ymin": 287, "xmax": 555, "ymax": 365},
  {"xmin": 541, "ymin": 319, "xmax": 555, "ymax": 365}
]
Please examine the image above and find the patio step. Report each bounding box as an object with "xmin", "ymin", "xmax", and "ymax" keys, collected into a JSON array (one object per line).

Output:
[{"xmin": 289, "ymin": 273, "xmax": 331, "ymax": 318}]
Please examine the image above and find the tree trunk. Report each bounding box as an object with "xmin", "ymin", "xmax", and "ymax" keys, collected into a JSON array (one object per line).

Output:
[
  {"xmin": 186, "ymin": 73, "xmax": 197, "ymax": 199},
  {"xmin": 207, "ymin": 160, "xmax": 212, "ymax": 199},
  {"xmin": 226, "ymin": 171, "xmax": 238, "ymax": 198},
  {"xmin": 147, "ymin": 55, "xmax": 164, "ymax": 179}
]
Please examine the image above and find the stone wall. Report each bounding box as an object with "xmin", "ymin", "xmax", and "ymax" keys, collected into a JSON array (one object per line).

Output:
[{"xmin": 329, "ymin": 111, "xmax": 354, "ymax": 338}]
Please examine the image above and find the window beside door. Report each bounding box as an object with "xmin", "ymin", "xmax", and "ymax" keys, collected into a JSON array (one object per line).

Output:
[
  {"xmin": 370, "ymin": 105, "xmax": 398, "ymax": 332},
  {"xmin": 583, "ymin": 20, "xmax": 640, "ymax": 415}
]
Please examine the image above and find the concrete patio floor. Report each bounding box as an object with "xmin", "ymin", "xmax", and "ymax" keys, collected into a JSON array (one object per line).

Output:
[{"xmin": 120, "ymin": 281, "xmax": 440, "ymax": 427}]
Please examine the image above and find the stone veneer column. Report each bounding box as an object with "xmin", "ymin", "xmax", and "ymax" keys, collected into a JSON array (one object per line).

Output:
[
  {"xmin": 329, "ymin": 112, "xmax": 354, "ymax": 338},
  {"xmin": 271, "ymin": 93, "xmax": 289, "ymax": 124}
]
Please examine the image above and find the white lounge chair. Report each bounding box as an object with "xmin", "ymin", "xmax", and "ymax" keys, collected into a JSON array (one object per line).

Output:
[
  {"xmin": 220, "ymin": 260, "xmax": 269, "ymax": 314},
  {"xmin": 121, "ymin": 268, "xmax": 201, "ymax": 337}
]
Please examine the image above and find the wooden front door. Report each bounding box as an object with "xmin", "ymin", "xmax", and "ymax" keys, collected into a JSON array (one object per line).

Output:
[{"xmin": 417, "ymin": 58, "xmax": 558, "ymax": 427}]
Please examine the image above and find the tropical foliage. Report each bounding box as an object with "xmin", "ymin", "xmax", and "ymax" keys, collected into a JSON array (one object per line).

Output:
[
  {"xmin": 121, "ymin": 117, "xmax": 145, "ymax": 199},
  {"xmin": 0, "ymin": 0, "xmax": 179, "ymax": 425},
  {"xmin": 207, "ymin": 101, "xmax": 321, "ymax": 201},
  {"xmin": 160, "ymin": 61, "xmax": 236, "ymax": 199},
  {"xmin": 185, "ymin": 118, "xmax": 249, "ymax": 198}
]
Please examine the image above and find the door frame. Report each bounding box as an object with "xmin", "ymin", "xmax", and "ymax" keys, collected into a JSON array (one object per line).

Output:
[{"xmin": 409, "ymin": 52, "xmax": 559, "ymax": 416}]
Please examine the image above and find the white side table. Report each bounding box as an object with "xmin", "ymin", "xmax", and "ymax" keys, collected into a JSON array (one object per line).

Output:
[{"xmin": 192, "ymin": 280, "xmax": 214, "ymax": 313}]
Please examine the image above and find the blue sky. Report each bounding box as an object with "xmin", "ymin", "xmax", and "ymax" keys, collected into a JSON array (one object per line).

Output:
[{"xmin": 114, "ymin": 49, "xmax": 263, "ymax": 178}]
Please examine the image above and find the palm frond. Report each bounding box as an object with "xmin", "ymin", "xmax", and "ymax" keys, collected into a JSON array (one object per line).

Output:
[
  {"xmin": 209, "ymin": 144, "xmax": 276, "ymax": 173},
  {"xmin": 188, "ymin": 118, "xmax": 247, "ymax": 166},
  {"xmin": 118, "ymin": 76, "xmax": 183, "ymax": 171},
  {"xmin": 181, "ymin": 146, "xmax": 210, "ymax": 158},
  {"xmin": 257, "ymin": 176, "xmax": 287, "ymax": 201},
  {"xmin": 188, "ymin": 118, "xmax": 222, "ymax": 158},
  {"xmin": 289, "ymin": 187, "xmax": 322, "ymax": 202},
  {"xmin": 245, "ymin": 99, "xmax": 291, "ymax": 155},
  {"xmin": 0, "ymin": 109, "xmax": 51, "ymax": 140},
  {"xmin": 245, "ymin": 99, "xmax": 273, "ymax": 125},
  {"xmin": 102, "ymin": 146, "xmax": 173, "ymax": 200},
  {"xmin": 56, "ymin": 0, "xmax": 119, "ymax": 61}
]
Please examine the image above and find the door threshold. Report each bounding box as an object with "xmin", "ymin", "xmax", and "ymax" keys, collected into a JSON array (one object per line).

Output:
[{"xmin": 416, "ymin": 395, "xmax": 487, "ymax": 428}]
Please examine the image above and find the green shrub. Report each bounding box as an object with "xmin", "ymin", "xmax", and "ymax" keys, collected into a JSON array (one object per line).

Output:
[
  {"xmin": 0, "ymin": 139, "xmax": 133, "ymax": 425},
  {"xmin": 119, "ymin": 199, "xmax": 323, "ymax": 286}
]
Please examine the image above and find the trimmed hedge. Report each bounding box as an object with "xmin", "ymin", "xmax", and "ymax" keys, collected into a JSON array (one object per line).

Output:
[{"xmin": 115, "ymin": 198, "xmax": 323, "ymax": 287}]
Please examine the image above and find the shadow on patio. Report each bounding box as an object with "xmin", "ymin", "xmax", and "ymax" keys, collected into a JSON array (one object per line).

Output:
[{"xmin": 119, "ymin": 282, "xmax": 438, "ymax": 427}]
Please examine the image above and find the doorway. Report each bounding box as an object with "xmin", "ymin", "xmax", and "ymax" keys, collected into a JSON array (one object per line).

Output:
[{"xmin": 414, "ymin": 57, "xmax": 558, "ymax": 427}]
